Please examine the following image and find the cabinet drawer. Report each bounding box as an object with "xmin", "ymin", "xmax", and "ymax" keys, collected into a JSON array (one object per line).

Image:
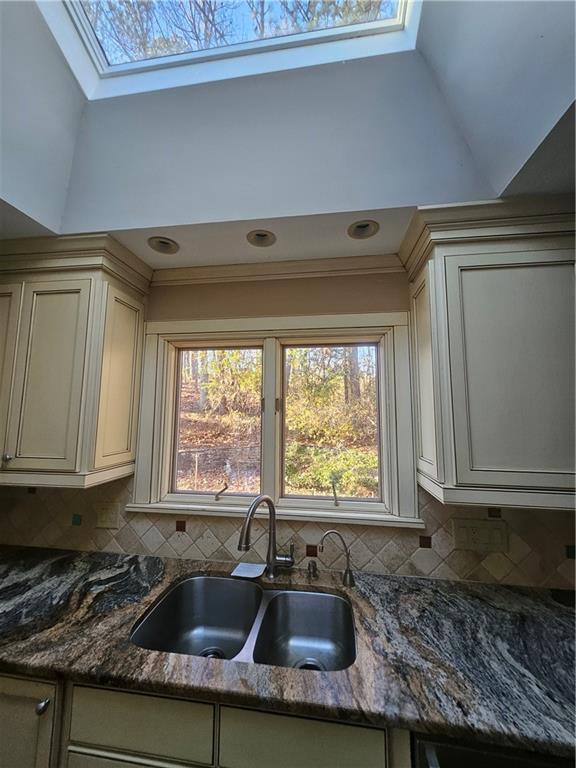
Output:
[
  {"xmin": 70, "ymin": 686, "xmax": 214, "ymax": 765},
  {"xmin": 219, "ymin": 707, "xmax": 386, "ymax": 768}
]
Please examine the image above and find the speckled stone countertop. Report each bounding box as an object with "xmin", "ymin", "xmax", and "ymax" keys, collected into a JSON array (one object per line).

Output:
[{"xmin": 0, "ymin": 546, "xmax": 573, "ymax": 757}]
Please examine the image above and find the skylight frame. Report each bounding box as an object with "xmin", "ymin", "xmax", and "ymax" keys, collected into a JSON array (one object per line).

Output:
[{"xmin": 65, "ymin": 0, "xmax": 407, "ymax": 78}]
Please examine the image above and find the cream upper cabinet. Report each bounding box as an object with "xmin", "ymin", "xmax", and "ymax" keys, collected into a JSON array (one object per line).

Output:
[
  {"xmin": 6, "ymin": 279, "xmax": 91, "ymax": 472},
  {"xmin": 0, "ymin": 236, "xmax": 151, "ymax": 488},
  {"xmin": 0, "ymin": 283, "xmax": 21, "ymax": 452},
  {"xmin": 0, "ymin": 675, "xmax": 57, "ymax": 768},
  {"xmin": 404, "ymin": 198, "xmax": 575, "ymax": 510}
]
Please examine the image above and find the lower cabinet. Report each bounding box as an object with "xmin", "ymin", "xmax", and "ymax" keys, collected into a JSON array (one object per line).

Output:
[
  {"xmin": 63, "ymin": 685, "xmax": 396, "ymax": 768},
  {"xmin": 219, "ymin": 707, "xmax": 387, "ymax": 768},
  {"xmin": 67, "ymin": 686, "xmax": 214, "ymax": 766},
  {"xmin": 0, "ymin": 675, "xmax": 58, "ymax": 768}
]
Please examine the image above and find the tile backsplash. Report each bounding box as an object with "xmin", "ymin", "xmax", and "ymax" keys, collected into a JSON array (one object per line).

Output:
[{"xmin": 0, "ymin": 479, "xmax": 573, "ymax": 589}]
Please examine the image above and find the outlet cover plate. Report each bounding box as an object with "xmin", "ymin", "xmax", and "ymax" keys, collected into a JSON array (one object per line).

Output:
[
  {"xmin": 452, "ymin": 518, "xmax": 508, "ymax": 553},
  {"xmin": 95, "ymin": 502, "xmax": 120, "ymax": 529}
]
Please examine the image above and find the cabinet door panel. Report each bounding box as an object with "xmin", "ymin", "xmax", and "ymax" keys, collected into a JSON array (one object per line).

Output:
[
  {"xmin": 219, "ymin": 707, "xmax": 386, "ymax": 768},
  {"xmin": 411, "ymin": 267, "xmax": 440, "ymax": 481},
  {"xmin": 6, "ymin": 280, "xmax": 90, "ymax": 471},
  {"xmin": 0, "ymin": 284, "xmax": 22, "ymax": 453},
  {"xmin": 0, "ymin": 676, "xmax": 56, "ymax": 768},
  {"xmin": 446, "ymin": 250, "xmax": 574, "ymax": 489},
  {"xmin": 70, "ymin": 686, "xmax": 214, "ymax": 766},
  {"xmin": 94, "ymin": 286, "xmax": 143, "ymax": 469}
]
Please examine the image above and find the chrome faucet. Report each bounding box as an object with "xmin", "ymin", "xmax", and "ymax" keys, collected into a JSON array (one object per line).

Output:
[
  {"xmin": 319, "ymin": 530, "xmax": 355, "ymax": 587},
  {"xmin": 238, "ymin": 495, "xmax": 294, "ymax": 580}
]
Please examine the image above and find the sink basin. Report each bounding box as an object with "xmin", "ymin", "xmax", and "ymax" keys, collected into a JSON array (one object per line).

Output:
[
  {"xmin": 130, "ymin": 576, "xmax": 356, "ymax": 671},
  {"xmin": 253, "ymin": 591, "xmax": 356, "ymax": 671},
  {"xmin": 130, "ymin": 576, "xmax": 262, "ymax": 659}
]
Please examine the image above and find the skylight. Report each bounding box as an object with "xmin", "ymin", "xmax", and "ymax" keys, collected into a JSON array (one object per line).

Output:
[{"xmin": 77, "ymin": 1, "xmax": 403, "ymax": 67}]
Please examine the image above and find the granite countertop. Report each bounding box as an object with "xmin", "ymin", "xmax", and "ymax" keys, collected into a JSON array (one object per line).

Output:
[{"xmin": 0, "ymin": 546, "xmax": 573, "ymax": 757}]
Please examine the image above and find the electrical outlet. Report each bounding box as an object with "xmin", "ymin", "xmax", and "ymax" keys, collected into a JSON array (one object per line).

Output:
[
  {"xmin": 95, "ymin": 502, "xmax": 120, "ymax": 529},
  {"xmin": 452, "ymin": 518, "xmax": 508, "ymax": 553}
]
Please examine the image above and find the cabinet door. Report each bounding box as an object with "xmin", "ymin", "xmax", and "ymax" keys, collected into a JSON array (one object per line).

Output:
[
  {"xmin": 446, "ymin": 249, "xmax": 574, "ymax": 490},
  {"xmin": 0, "ymin": 284, "xmax": 22, "ymax": 456},
  {"xmin": 219, "ymin": 707, "xmax": 386, "ymax": 768},
  {"xmin": 5, "ymin": 279, "xmax": 91, "ymax": 472},
  {"xmin": 93, "ymin": 285, "xmax": 143, "ymax": 469},
  {"xmin": 0, "ymin": 676, "xmax": 56, "ymax": 768},
  {"xmin": 410, "ymin": 265, "xmax": 442, "ymax": 482}
]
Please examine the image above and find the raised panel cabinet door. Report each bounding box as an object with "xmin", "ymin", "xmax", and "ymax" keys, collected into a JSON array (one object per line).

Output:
[
  {"xmin": 0, "ymin": 676, "xmax": 56, "ymax": 768},
  {"xmin": 5, "ymin": 279, "xmax": 91, "ymax": 472},
  {"xmin": 0, "ymin": 284, "xmax": 22, "ymax": 457},
  {"xmin": 446, "ymin": 249, "xmax": 575, "ymax": 490},
  {"xmin": 219, "ymin": 707, "xmax": 387, "ymax": 768},
  {"xmin": 410, "ymin": 267, "xmax": 439, "ymax": 481},
  {"xmin": 93, "ymin": 285, "xmax": 143, "ymax": 469}
]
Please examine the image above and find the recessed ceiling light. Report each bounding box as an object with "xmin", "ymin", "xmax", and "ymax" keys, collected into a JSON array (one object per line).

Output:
[
  {"xmin": 247, "ymin": 229, "xmax": 276, "ymax": 247},
  {"xmin": 147, "ymin": 236, "xmax": 180, "ymax": 254},
  {"xmin": 347, "ymin": 220, "xmax": 380, "ymax": 239}
]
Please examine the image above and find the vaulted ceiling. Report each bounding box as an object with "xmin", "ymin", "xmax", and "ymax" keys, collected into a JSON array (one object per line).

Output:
[{"xmin": 1, "ymin": 1, "xmax": 573, "ymax": 267}]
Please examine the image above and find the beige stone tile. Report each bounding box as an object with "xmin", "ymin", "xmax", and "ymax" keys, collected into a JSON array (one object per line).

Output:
[
  {"xmin": 518, "ymin": 551, "xmax": 546, "ymax": 585},
  {"xmin": 482, "ymin": 552, "xmax": 514, "ymax": 581},
  {"xmin": 155, "ymin": 542, "xmax": 178, "ymax": 558},
  {"xmin": 181, "ymin": 542, "xmax": 205, "ymax": 561},
  {"xmin": 127, "ymin": 513, "xmax": 153, "ymax": 538},
  {"xmin": 429, "ymin": 562, "xmax": 459, "ymax": 581},
  {"xmin": 500, "ymin": 566, "xmax": 532, "ymax": 587},
  {"xmin": 392, "ymin": 530, "xmax": 420, "ymax": 558},
  {"xmin": 140, "ymin": 525, "xmax": 166, "ymax": 554},
  {"xmin": 362, "ymin": 558, "xmax": 386, "ymax": 575},
  {"xmin": 167, "ymin": 531, "xmax": 193, "ymax": 555},
  {"xmin": 210, "ymin": 546, "xmax": 235, "ymax": 563},
  {"xmin": 360, "ymin": 527, "xmax": 392, "ymax": 554},
  {"xmin": 115, "ymin": 524, "xmax": 144, "ymax": 554},
  {"xmin": 464, "ymin": 565, "xmax": 497, "ymax": 583},
  {"xmin": 375, "ymin": 539, "xmax": 407, "ymax": 572},
  {"xmin": 410, "ymin": 548, "xmax": 442, "ymax": 576},
  {"xmin": 445, "ymin": 549, "xmax": 483, "ymax": 578},
  {"xmin": 431, "ymin": 527, "xmax": 454, "ymax": 559},
  {"xmin": 556, "ymin": 559, "xmax": 575, "ymax": 587},
  {"xmin": 153, "ymin": 515, "xmax": 178, "ymax": 540},
  {"xmin": 506, "ymin": 532, "xmax": 532, "ymax": 565},
  {"xmin": 196, "ymin": 528, "xmax": 221, "ymax": 557}
]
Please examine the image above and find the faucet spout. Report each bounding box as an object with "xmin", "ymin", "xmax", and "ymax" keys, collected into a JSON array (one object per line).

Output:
[
  {"xmin": 238, "ymin": 495, "xmax": 294, "ymax": 579},
  {"xmin": 319, "ymin": 529, "xmax": 355, "ymax": 587}
]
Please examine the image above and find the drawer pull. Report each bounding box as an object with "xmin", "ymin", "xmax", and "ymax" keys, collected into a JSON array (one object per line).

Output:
[
  {"xmin": 1, "ymin": 454, "xmax": 13, "ymax": 463},
  {"xmin": 35, "ymin": 698, "xmax": 51, "ymax": 716}
]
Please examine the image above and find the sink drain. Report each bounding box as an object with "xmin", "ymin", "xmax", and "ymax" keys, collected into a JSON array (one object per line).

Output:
[
  {"xmin": 294, "ymin": 658, "xmax": 326, "ymax": 671},
  {"xmin": 199, "ymin": 647, "xmax": 225, "ymax": 659}
]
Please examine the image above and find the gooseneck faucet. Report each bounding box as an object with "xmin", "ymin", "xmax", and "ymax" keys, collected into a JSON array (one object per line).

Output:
[
  {"xmin": 238, "ymin": 495, "xmax": 294, "ymax": 580},
  {"xmin": 319, "ymin": 529, "xmax": 355, "ymax": 587}
]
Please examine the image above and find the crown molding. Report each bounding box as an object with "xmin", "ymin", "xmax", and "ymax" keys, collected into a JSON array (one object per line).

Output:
[
  {"xmin": 399, "ymin": 195, "xmax": 575, "ymax": 279},
  {"xmin": 0, "ymin": 234, "xmax": 153, "ymax": 292},
  {"xmin": 151, "ymin": 253, "xmax": 405, "ymax": 286}
]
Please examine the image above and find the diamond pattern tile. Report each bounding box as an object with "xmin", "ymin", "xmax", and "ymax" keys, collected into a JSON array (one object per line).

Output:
[{"xmin": 0, "ymin": 477, "xmax": 573, "ymax": 589}]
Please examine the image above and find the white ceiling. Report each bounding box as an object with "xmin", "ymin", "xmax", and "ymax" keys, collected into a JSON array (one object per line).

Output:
[{"xmin": 114, "ymin": 207, "xmax": 415, "ymax": 268}]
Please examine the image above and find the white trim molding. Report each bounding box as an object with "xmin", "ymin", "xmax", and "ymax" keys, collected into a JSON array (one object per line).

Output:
[{"xmin": 128, "ymin": 312, "xmax": 421, "ymax": 526}]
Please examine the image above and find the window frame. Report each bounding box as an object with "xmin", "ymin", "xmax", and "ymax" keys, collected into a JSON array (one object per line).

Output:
[
  {"xmin": 128, "ymin": 313, "xmax": 421, "ymax": 527},
  {"xmin": 66, "ymin": 0, "xmax": 408, "ymax": 77}
]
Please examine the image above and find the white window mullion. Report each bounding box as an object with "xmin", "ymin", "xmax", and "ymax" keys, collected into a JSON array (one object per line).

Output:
[{"xmin": 261, "ymin": 338, "xmax": 278, "ymax": 499}]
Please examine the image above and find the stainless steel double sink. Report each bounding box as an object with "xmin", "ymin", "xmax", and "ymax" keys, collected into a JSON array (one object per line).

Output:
[{"xmin": 130, "ymin": 576, "xmax": 356, "ymax": 672}]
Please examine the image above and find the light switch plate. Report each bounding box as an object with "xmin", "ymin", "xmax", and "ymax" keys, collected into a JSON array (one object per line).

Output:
[
  {"xmin": 452, "ymin": 518, "xmax": 508, "ymax": 553},
  {"xmin": 95, "ymin": 502, "xmax": 120, "ymax": 529}
]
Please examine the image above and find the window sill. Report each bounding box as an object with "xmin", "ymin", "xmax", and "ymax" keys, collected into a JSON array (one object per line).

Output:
[{"xmin": 124, "ymin": 500, "xmax": 425, "ymax": 528}]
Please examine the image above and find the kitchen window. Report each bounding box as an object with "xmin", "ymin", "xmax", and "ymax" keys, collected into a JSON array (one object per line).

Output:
[{"xmin": 128, "ymin": 313, "xmax": 419, "ymax": 526}]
